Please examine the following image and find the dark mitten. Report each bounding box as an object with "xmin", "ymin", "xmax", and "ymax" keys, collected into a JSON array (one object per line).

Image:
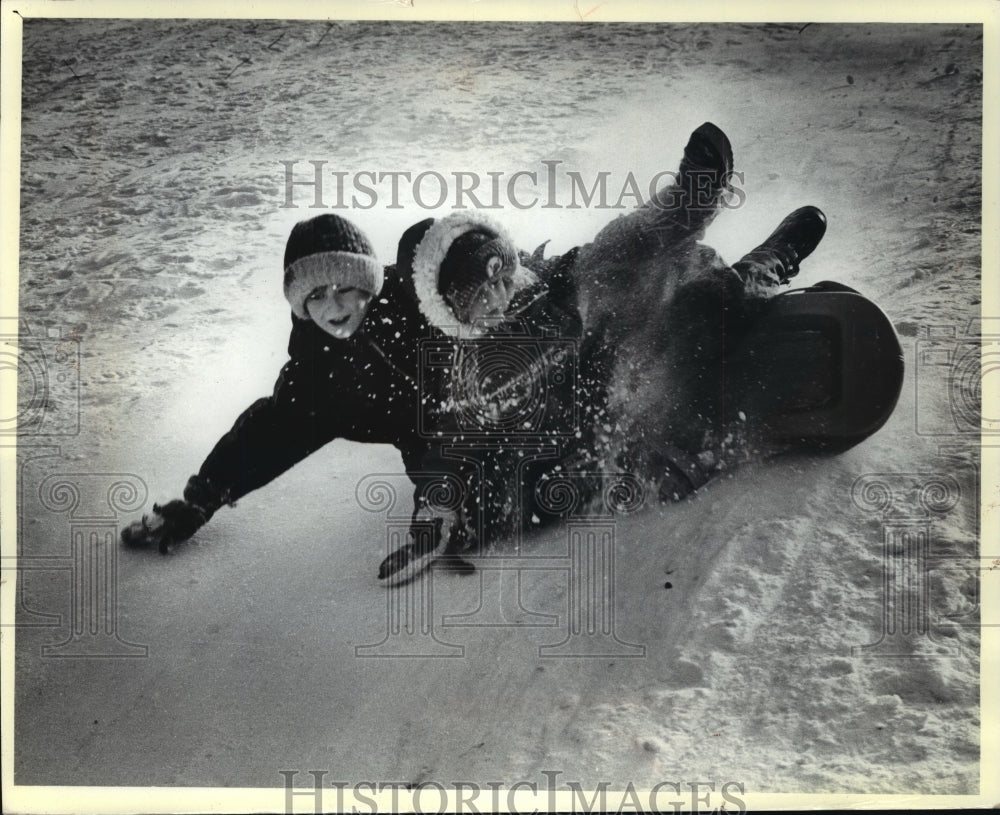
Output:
[
  {"xmin": 377, "ymin": 516, "xmax": 446, "ymax": 586},
  {"xmin": 120, "ymin": 499, "xmax": 210, "ymax": 554},
  {"xmin": 377, "ymin": 506, "xmax": 477, "ymax": 586}
]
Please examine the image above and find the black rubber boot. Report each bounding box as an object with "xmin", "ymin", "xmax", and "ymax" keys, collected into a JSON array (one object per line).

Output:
[
  {"xmin": 733, "ymin": 205, "xmax": 827, "ymax": 287},
  {"xmin": 677, "ymin": 121, "xmax": 734, "ymax": 209},
  {"xmin": 649, "ymin": 122, "xmax": 734, "ymax": 238}
]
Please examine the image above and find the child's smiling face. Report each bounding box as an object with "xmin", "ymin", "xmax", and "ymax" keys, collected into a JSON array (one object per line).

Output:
[{"xmin": 304, "ymin": 284, "xmax": 372, "ymax": 339}]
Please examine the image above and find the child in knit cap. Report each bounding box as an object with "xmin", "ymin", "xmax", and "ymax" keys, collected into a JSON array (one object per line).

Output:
[
  {"xmin": 122, "ymin": 214, "xmax": 442, "ymax": 552},
  {"xmin": 283, "ymin": 213, "xmax": 384, "ymax": 337}
]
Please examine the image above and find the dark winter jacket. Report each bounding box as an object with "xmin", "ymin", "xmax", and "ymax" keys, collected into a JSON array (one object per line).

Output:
[
  {"xmin": 183, "ymin": 255, "xmax": 443, "ymax": 518},
  {"xmin": 401, "ymin": 215, "xmax": 588, "ymax": 547},
  {"xmin": 182, "ymin": 218, "xmax": 595, "ymax": 548}
]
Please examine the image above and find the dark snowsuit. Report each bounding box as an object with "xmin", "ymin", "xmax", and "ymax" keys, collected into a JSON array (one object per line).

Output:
[
  {"xmin": 554, "ymin": 202, "xmax": 790, "ymax": 499},
  {"xmin": 402, "ymin": 214, "xmax": 589, "ymax": 548},
  {"xmin": 425, "ymin": 250, "xmax": 585, "ymax": 546},
  {"xmin": 182, "ymin": 261, "xmax": 447, "ymax": 525}
]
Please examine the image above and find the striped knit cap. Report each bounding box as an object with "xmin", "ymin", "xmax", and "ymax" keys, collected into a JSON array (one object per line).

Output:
[{"xmin": 283, "ymin": 215, "xmax": 382, "ymax": 319}]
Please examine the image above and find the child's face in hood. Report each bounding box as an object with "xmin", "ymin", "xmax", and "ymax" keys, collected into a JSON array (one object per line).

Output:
[
  {"xmin": 305, "ymin": 284, "xmax": 372, "ymax": 339},
  {"xmin": 445, "ymin": 257, "xmax": 514, "ymax": 325}
]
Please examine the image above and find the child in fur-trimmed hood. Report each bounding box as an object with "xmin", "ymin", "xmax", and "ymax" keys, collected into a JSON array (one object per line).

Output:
[{"xmin": 377, "ymin": 212, "xmax": 589, "ymax": 585}]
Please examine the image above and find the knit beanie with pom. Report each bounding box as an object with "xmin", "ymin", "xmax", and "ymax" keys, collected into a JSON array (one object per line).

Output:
[{"xmin": 283, "ymin": 214, "xmax": 382, "ymax": 319}]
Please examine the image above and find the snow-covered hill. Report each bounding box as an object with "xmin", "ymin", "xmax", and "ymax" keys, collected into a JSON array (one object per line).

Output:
[{"xmin": 7, "ymin": 15, "xmax": 988, "ymax": 806}]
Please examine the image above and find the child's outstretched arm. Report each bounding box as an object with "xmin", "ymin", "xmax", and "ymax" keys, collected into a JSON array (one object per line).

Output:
[{"xmin": 121, "ymin": 356, "xmax": 347, "ymax": 553}]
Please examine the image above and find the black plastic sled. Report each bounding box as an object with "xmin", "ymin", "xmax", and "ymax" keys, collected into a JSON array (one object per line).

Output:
[{"xmin": 724, "ymin": 281, "xmax": 904, "ymax": 455}]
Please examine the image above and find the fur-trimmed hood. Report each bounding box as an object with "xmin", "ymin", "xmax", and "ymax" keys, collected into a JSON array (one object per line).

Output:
[{"xmin": 398, "ymin": 213, "xmax": 538, "ymax": 338}]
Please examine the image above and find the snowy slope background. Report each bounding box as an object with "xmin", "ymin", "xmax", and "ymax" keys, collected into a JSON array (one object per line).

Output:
[{"xmin": 8, "ymin": 16, "xmax": 988, "ymax": 800}]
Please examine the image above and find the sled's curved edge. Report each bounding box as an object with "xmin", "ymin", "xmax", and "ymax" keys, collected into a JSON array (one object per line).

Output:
[{"xmin": 728, "ymin": 284, "xmax": 905, "ymax": 454}]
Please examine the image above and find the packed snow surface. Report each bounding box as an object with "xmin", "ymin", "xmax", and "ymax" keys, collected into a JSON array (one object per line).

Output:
[{"xmin": 11, "ymin": 18, "xmax": 985, "ymax": 798}]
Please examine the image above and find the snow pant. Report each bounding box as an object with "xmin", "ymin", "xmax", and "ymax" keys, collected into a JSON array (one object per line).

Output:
[{"xmin": 568, "ymin": 184, "xmax": 785, "ymax": 486}]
